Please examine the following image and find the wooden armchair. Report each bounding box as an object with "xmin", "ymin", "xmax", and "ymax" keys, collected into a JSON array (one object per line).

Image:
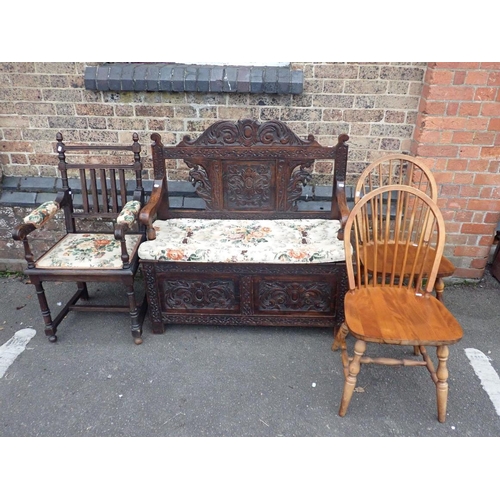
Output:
[
  {"xmin": 354, "ymin": 154, "xmax": 455, "ymax": 301},
  {"xmin": 12, "ymin": 133, "xmax": 148, "ymax": 345},
  {"xmin": 334, "ymin": 185, "xmax": 463, "ymax": 423}
]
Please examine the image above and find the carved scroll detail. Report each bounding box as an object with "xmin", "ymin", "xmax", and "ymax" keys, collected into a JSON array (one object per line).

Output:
[
  {"xmin": 179, "ymin": 119, "xmax": 318, "ymax": 148},
  {"xmin": 258, "ymin": 281, "xmax": 332, "ymax": 313},
  {"xmin": 224, "ymin": 163, "xmax": 272, "ymax": 210},
  {"xmin": 186, "ymin": 161, "xmax": 213, "ymax": 209},
  {"xmin": 287, "ymin": 162, "xmax": 313, "ymax": 210},
  {"xmin": 161, "ymin": 279, "xmax": 237, "ymax": 310}
]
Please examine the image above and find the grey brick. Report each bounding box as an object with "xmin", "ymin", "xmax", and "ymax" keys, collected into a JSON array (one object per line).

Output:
[
  {"xmin": 133, "ymin": 65, "xmax": 148, "ymax": 92},
  {"xmin": 196, "ymin": 66, "xmax": 210, "ymax": 92},
  {"xmin": 237, "ymin": 67, "xmax": 251, "ymax": 93},
  {"xmin": 1, "ymin": 176, "xmax": 21, "ymax": 190},
  {"xmin": 159, "ymin": 65, "xmax": 174, "ymax": 92},
  {"xmin": 96, "ymin": 65, "xmax": 111, "ymax": 91},
  {"xmin": 250, "ymin": 67, "xmax": 264, "ymax": 93},
  {"xmin": 120, "ymin": 64, "xmax": 137, "ymax": 91},
  {"xmin": 184, "ymin": 66, "xmax": 198, "ymax": 92},
  {"xmin": 84, "ymin": 66, "xmax": 98, "ymax": 91},
  {"xmin": 35, "ymin": 193, "xmax": 58, "ymax": 204},
  {"xmin": 263, "ymin": 67, "xmax": 277, "ymax": 94},
  {"xmin": 277, "ymin": 67, "xmax": 291, "ymax": 94},
  {"xmin": 172, "ymin": 66, "xmax": 185, "ymax": 92},
  {"xmin": 223, "ymin": 66, "xmax": 238, "ymax": 92},
  {"xmin": 296, "ymin": 200, "xmax": 332, "ymax": 212},
  {"xmin": 55, "ymin": 177, "xmax": 83, "ymax": 192},
  {"xmin": 108, "ymin": 65, "xmax": 123, "ymax": 92},
  {"xmin": 145, "ymin": 64, "xmax": 161, "ymax": 91},
  {"xmin": 0, "ymin": 191, "xmax": 37, "ymax": 206},
  {"xmin": 209, "ymin": 67, "xmax": 224, "ymax": 93},
  {"xmin": 183, "ymin": 197, "xmax": 207, "ymax": 210},
  {"xmin": 20, "ymin": 176, "xmax": 57, "ymax": 191},
  {"xmin": 168, "ymin": 196, "xmax": 184, "ymax": 208},
  {"xmin": 169, "ymin": 180, "xmax": 195, "ymax": 194}
]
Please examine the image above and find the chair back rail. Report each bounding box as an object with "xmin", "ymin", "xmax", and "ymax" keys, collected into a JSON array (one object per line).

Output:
[
  {"xmin": 56, "ymin": 132, "xmax": 144, "ymax": 231},
  {"xmin": 345, "ymin": 185, "xmax": 446, "ymax": 294}
]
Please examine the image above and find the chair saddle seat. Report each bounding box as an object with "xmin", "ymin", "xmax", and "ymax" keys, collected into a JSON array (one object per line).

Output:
[
  {"xmin": 344, "ymin": 287, "xmax": 463, "ymax": 345},
  {"xmin": 35, "ymin": 233, "xmax": 143, "ymax": 270}
]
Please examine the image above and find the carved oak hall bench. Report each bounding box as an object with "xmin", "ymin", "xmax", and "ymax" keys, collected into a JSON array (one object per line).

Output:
[{"xmin": 138, "ymin": 119, "xmax": 350, "ymax": 335}]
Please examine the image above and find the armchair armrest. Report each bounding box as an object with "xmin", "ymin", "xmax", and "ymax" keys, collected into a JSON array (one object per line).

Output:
[
  {"xmin": 12, "ymin": 200, "xmax": 61, "ymax": 268},
  {"xmin": 23, "ymin": 200, "xmax": 60, "ymax": 229},
  {"xmin": 116, "ymin": 200, "xmax": 142, "ymax": 230}
]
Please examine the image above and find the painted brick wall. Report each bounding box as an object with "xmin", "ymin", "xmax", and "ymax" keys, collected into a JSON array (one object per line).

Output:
[
  {"xmin": 1, "ymin": 61, "xmax": 499, "ymax": 279},
  {"xmin": 0, "ymin": 62, "xmax": 425, "ymax": 183},
  {"xmin": 411, "ymin": 62, "xmax": 500, "ymax": 279}
]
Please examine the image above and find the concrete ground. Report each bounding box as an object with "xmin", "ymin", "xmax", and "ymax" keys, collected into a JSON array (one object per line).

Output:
[{"xmin": 1, "ymin": 266, "xmax": 499, "ymax": 438}]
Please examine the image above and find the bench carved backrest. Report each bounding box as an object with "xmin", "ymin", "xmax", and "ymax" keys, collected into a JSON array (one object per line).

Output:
[{"xmin": 150, "ymin": 119, "xmax": 348, "ymax": 221}]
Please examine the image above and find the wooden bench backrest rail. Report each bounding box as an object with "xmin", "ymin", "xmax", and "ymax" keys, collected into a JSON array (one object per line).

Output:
[{"xmin": 148, "ymin": 119, "xmax": 349, "ymax": 224}]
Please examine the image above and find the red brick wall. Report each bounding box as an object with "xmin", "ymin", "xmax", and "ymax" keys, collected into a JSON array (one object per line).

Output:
[{"xmin": 412, "ymin": 62, "xmax": 500, "ymax": 279}]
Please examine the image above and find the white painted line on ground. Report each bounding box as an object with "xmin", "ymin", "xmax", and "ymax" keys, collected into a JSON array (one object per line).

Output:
[
  {"xmin": 465, "ymin": 347, "xmax": 500, "ymax": 417},
  {"xmin": 0, "ymin": 328, "xmax": 37, "ymax": 378}
]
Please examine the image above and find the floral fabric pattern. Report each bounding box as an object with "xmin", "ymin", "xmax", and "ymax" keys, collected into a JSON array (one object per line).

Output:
[
  {"xmin": 116, "ymin": 200, "xmax": 141, "ymax": 227},
  {"xmin": 23, "ymin": 201, "xmax": 60, "ymax": 228},
  {"xmin": 138, "ymin": 218, "xmax": 345, "ymax": 263},
  {"xmin": 35, "ymin": 233, "xmax": 143, "ymax": 270}
]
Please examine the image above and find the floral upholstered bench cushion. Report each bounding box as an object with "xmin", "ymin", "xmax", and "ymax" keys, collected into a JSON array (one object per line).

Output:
[
  {"xmin": 35, "ymin": 233, "xmax": 143, "ymax": 270},
  {"xmin": 138, "ymin": 218, "xmax": 345, "ymax": 263}
]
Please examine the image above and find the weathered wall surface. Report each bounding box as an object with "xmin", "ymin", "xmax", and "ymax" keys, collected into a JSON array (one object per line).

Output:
[{"xmin": 1, "ymin": 61, "xmax": 499, "ymax": 279}]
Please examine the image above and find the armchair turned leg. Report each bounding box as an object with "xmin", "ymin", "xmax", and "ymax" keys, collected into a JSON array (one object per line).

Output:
[
  {"xmin": 126, "ymin": 284, "xmax": 143, "ymax": 345},
  {"xmin": 33, "ymin": 280, "xmax": 57, "ymax": 342},
  {"xmin": 77, "ymin": 282, "xmax": 89, "ymax": 300},
  {"xmin": 339, "ymin": 339, "xmax": 366, "ymax": 417},
  {"xmin": 436, "ymin": 345, "xmax": 449, "ymax": 423}
]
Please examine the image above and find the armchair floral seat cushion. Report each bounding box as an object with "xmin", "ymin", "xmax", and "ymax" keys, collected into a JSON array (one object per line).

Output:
[
  {"xmin": 138, "ymin": 218, "xmax": 345, "ymax": 264},
  {"xmin": 25, "ymin": 200, "xmax": 143, "ymax": 270},
  {"xmin": 35, "ymin": 233, "xmax": 143, "ymax": 269}
]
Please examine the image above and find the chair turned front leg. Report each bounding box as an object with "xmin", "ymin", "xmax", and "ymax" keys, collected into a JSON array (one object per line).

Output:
[
  {"xmin": 332, "ymin": 322, "xmax": 349, "ymax": 351},
  {"xmin": 435, "ymin": 277, "xmax": 445, "ymax": 302},
  {"xmin": 339, "ymin": 339, "xmax": 366, "ymax": 417},
  {"xmin": 436, "ymin": 345, "xmax": 449, "ymax": 423}
]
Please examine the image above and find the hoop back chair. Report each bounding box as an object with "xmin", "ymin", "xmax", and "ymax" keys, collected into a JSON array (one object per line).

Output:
[
  {"xmin": 334, "ymin": 185, "xmax": 463, "ymax": 423},
  {"xmin": 354, "ymin": 154, "xmax": 455, "ymax": 301},
  {"xmin": 12, "ymin": 133, "xmax": 148, "ymax": 345}
]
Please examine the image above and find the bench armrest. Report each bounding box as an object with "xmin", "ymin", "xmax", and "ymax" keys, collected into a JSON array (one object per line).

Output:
[
  {"xmin": 139, "ymin": 179, "xmax": 165, "ymax": 240},
  {"xmin": 334, "ymin": 180, "xmax": 349, "ymax": 241}
]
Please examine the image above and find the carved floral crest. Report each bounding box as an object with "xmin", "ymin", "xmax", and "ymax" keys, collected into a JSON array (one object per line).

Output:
[{"xmin": 179, "ymin": 119, "xmax": 318, "ymax": 148}]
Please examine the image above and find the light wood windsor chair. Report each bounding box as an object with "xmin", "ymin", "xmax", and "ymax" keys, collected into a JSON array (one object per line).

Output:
[
  {"xmin": 334, "ymin": 184, "xmax": 463, "ymax": 423},
  {"xmin": 354, "ymin": 154, "xmax": 454, "ymax": 301},
  {"xmin": 12, "ymin": 133, "xmax": 148, "ymax": 344}
]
